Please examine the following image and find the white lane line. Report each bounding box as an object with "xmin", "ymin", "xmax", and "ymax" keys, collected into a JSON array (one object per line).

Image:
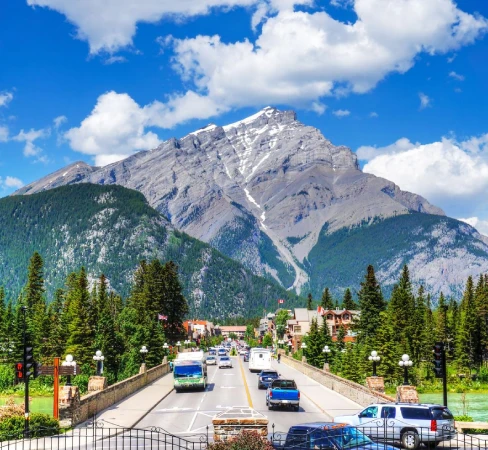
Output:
[{"xmin": 187, "ymin": 366, "xmax": 220, "ymax": 432}]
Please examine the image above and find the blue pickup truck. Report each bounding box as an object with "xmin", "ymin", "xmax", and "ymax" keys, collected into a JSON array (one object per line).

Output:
[{"xmin": 266, "ymin": 379, "xmax": 300, "ymax": 411}]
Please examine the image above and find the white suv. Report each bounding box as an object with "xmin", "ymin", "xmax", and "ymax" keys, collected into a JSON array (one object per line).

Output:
[{"xmin": 335, "ymin": 403, "xmax": 456, "ymax": 450}]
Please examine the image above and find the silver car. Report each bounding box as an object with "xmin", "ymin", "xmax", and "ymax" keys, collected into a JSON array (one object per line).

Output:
[
  {"xmin": 335, "ymin": 403, "xmax": 456, "ymax": 450},
  {"xmin": 218, "ymin": 356, "xmax": 233, "ymax": 368}
]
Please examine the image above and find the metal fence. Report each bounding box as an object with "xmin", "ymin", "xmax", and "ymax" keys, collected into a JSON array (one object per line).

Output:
[
  {"xmin": 269, "ymin": 423, "xmax": 488, "ymax": 450},
  {"xmin": 0, "ymin": 422, "xmax": 210, "ymax": 450}
]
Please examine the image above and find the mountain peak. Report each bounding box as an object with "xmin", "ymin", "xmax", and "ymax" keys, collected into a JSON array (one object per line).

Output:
[{"xmin": 222, "ymin": 106, "xmax": 296, "ymax": 131}]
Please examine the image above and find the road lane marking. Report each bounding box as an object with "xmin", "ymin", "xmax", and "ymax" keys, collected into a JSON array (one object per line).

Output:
[{"xmin": 238, "ymin": 355, "xmax": 253, "ymax": 408}]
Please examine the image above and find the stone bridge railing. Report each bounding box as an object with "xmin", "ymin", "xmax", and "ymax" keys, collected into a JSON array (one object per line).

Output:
[{"xmin": 281, "ymin": 354, "xmax": 395, "ymax": 407}]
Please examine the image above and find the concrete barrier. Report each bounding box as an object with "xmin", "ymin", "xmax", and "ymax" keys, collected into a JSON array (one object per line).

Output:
[
  {"xmin": 70, "ymin": 363, "xmax": 169, "ymax": 426},
  {"xmin": 281, "ymin": 355, "xmax": 395, "ymax": 407}
]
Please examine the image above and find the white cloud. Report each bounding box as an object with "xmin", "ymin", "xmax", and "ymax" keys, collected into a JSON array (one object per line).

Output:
[
  {"xmin": 449, "ymin": 71, "xmax": 465, "ymax": 81},
  {"xmin": 0, "ymin": 91, "xmax": 13, "ymax": 107},
  {"xmin": 53, "ymin": 115, "xmax": 67, "ymax": 128},
  {"xmin": 369, "ymin": 112, "xmax": 378, "ymax": 118},
  {"xmin": 3, "ymin": 176, "xmax": 24, "ymax": 189},
  {"xmin": 27, "ymin": 0, "xmax": 260, "ymax": 54},
  {"xmin": 447, "ymin": 54, "xmax": 457, "ymax": 63},
  {"xmin": 459, "ymin": 217, "xmax": 488, "ymax": 236},
  {"xmin": 167, "ymin": 0, "xmax": 487, "ymax": 121},
  {"xmin": 13, "ymin": 128, "xmax": 51, "ymax": 160},
  {"xmin": 0, "ymin": 126, "xmax": 9, "ymax": 142},
  {"xmin": 64, "ymin": 90, "xmax": 227, "ymax": 166},
  {"xmin": 419, "ymin": 92, "xmax": 431, "ymax": 110},
  {"xmin": 361, "ymin": 134, "xmax": 488, "ymax": 221},
  {"xmin": 333, "ymin": 109, "xmax": 350, "ymax": 117},
  {"xmin": 104, "ymin": 56, "xmax": 128, "ymax": 65}
]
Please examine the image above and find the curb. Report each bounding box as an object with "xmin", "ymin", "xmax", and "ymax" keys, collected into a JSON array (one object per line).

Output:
[{"xmin": 131, "ymin": 383, "xmax": 175, "ymax": 428}]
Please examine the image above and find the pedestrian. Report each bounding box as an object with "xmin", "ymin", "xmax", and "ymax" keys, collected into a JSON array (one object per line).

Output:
[{"xmin": 278, "ymin": 353, "xmax": 281, "ymax": 363}]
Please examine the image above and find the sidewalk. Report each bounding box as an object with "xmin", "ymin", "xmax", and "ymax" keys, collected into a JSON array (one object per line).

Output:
[{"xmin": 76, "ymin": 371, "xmax": 174, "ymax": 429}]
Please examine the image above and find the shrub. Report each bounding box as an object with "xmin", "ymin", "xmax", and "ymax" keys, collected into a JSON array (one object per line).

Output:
[
  {"xmin": 0, "ymin": 412, "xmax": 59, "ymax": 441},
  {"xmin": 208, "ymin": 431, "xmax": 274, "ymax": 450},
  {"xmin": 230, "ymin": 348, "xmax": 238, "ymax": 356}
]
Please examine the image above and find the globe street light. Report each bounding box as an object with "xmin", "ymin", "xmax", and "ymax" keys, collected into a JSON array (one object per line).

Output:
[
  {"xmin": 62, "ymin": 354, "xmax": 76, "ymax": 386},
  {"xmin": 398, "ymin": 354, "xmax": 413, "ymax": 385},
  {"xmin": 93, "ymin": 350, "xmax": 105, "ymax": 376},
  {"xmin": 322, "ymin": 345, "xmax": 331, "ymax": 364},
  {"xmin": 176, "ymin": 341, "xmax": 181, "ymax": 352},
  {"xmin": 368, "ymin": 351, "xmax": 381, "ymax": 377},
  {"xmin": 301, "ymin": 342, "xmax": 307, "ymax": 358},
  {"xmin": 163, "ymin": 342, "xmax": 169, "ymax": 356},
  {"xmin": 140, "ymin": 345, "xmax": 148, "ymax": 364}
]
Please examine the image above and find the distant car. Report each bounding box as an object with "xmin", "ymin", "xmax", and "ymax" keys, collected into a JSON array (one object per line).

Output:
[
  {"xmin": 244, "ymin": 352, "xmax": 250, "ymax": 362},
  {"xmin": 206, "ymin": 356, "xmax": 217, "ymax": 365},
  {"xmin": 270, "ymin": 422, "xmax": 398, "ymax": 450},
  {"xmin": 219, "ymin": 356, "xmax": 233, "ymax": 369},
  {"xmin": 258, "ymin": 370, "xmax": 280, "ymax": 389},
  {"xmin": 239, "ymin": 348, "xmax": 247, "ymax": 355},
  {"xmin": 209, "ymin": 349, "xmax": 216, "ymax": 356},
  {"xmin": 217, "ymin": 348, "xmax": 227, "ymax": 357}
]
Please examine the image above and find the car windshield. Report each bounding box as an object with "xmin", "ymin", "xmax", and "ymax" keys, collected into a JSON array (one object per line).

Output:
[
  {"xmin": 220, "ymin": 357, "xmax": 230, "ymax": 361},
  {"xmin": 262, "ymin": 371, "xmax": 278, "ymax": 377},
  {"xmin": 174, "ymin": 365, "xmax": 203, "ymax": 378},
  {"xmin": 328, "ymin": 426, "xmax": 372, "ymax": 449},
  {"xmin": 207, "ymin": 356, "xmax": 215, "ymax": 360}
]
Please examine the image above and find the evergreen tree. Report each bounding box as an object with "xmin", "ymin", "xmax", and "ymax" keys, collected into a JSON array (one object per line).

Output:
[
  {"xmin": 336, "ymin": 325, "xmax": 347, "ymax": 352},
  {"xmin": 306, "ymin": 318, "xmax": 323, "ymax": 368},
  {"xmin": 321, "ymin": 288, "xmax": 334, "ymax": 310},
  {"xmin": 446, "ymin": 297, "xmax": 459, "ymax": 361},
  {"xmin": 435, "ymin": 292, "xmax": 448, "ymax": 343},
  {"xmin": 375, "ymin": 311, "xmax": 402, "ymax": 383},
  {"xmin": 411, "ymin": 285, "xmax": 427, "ymax": 361},
  {"xmin": 474, "ymin": 275, "xmax": 488, "ymax": 365},
  {"xmin": 342, "ymin": 288, "xmax": 358, "ymax": 310},
  {"xmin": 46, "ymin": 288, "xmax": 66, "ymax": 359},
  {"xmin": 455, "ymin": 276, "xmax": 477, "ymax": 371},
  {"xmin": 307, "ymin": 293, "xmax": 313, "ymax": 311},
  {"xmin": 356, "ymin": 265, "xmax": 385, "ymax": 345}
]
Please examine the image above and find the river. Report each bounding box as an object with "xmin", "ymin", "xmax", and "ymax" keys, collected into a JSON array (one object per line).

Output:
[{"xmin": 420, "ymin": 393, "xmax": 488, "ymax": 421}]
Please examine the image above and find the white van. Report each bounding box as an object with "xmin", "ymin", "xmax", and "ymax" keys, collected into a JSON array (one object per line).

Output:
[{"xmin": 249, "ymin": 348, "xmax": 272, "ymax": 372}]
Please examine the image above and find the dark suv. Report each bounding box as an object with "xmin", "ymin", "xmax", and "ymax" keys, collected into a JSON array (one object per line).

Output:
[{"xmin": 258, "ymin": 370, "xmax": 280, "ymax": 389}]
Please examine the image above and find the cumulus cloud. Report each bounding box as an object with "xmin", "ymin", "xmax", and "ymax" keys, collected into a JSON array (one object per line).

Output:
[
  {"xmin": 459, "ymin": 217, "xmax": 488, "ymax": 236},
  {"xmin": 53, "ymin": 115, "xmax": 67, "ymax": 129},
  {"xmin": 13, "ymin": 128, "xmax": 51, "ymax": 161},
  {"xmin": 166, "ymin": 0, "xmax": 487, "ymax": 120},
  {"xmin": 361, "ymin": 133, "xmax": 488, "ymax": 223},
  {"xmin": 419, "ymin": 93, "xmax": 431, "ymax": 110},
  {"xmin": 0, "ymin": 91, "xmax": 13, "ymax": 107},
  {"xmin": 449, "ymin": 71, "xmax": 465, "ymax": 81},
  {"xmin": 0, "ymin": 126, "xmax": 8, "ymax": 142},
  {"xmin": 333, "ymin": 109, "xmax": 351, "ymax": 117},
  {"xmin": 27, "ymin": 0, "xmax": 260, "ymax": 54},
  {"xmin": 3, "ymin": 176, "xmax": 24, "ymax": 189},
  {"xmin": 64, "ymin": 90, "xmax": 228, "ymax": 166}
]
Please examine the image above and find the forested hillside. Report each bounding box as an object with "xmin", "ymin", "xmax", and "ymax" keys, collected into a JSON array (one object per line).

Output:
[{"xmin": 0, "ymin": 184, "xmax": 302, "ymax": 318}]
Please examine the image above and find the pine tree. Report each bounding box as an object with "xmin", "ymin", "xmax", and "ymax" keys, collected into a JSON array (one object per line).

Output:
[
  {"xmin": 474, "ymin": 275, "xmax": 488, "ymax": 365},
  {"xmin": 307, "ymin": 293, "xmax": 313, "ymax": 310},
  {"xmin": 455, "ymin": 276, "xmax": 476, "ymax": 372},
  {"xmin": 321, "ymin": 288, "xmax": 334, "ymax": 310},
  {"xmin": 375, "ymin": 311, "xmax": 402, "ymax": 383},
  {"xmin": 46, "ymin": 288, "xmax": 66, "ymax": 359},
  {"xmin": 446, "ymin": 297, "xmax": 459, "ymax": 361},
  {"xmin": 336, "ymin": 325, "xmax": 347, "ymax": 352},
  {"xmin": 306, "ymin": 318, "xmax": 323, "ymax": 368},
  {"xmin": 436, "ymin": 292, "xmax": 448, "ymax": 343},
  {"xmin": 411, "ymin": 285, "xmax": 427, "ymax": 361},
  {"xmin": 342, "ymin": 288, "xmax": 358, "ymax": 310},
  {"xmin": 356, "ymin": 265, "xmax": 385, "ymax": 345}
]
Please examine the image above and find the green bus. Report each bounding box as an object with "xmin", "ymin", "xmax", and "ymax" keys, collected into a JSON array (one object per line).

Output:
[{"xmin": 173, "ymin": 360, "xmax": 207, "ymax": 391}]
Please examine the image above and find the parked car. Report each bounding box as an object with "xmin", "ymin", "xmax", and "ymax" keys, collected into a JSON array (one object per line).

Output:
[
  {"xmin": 206, "ymin": 355, "xmax": 217, "ymax": 365},
  {"xmin": 258, "ymin": 370, "xmax": 280, "ymax": 389},
  {"xmin": 218, "ymin": 356, "xmax": 233, "ymax": 369},
  {"xmin": 266, "ymin": 379, "xmax": 300, "ymax": 411},
  {"xmin": 243, "ymin": 352, "xmax": 250, "ymax": 362},
  {"xmin": 270, "ymin": 422, "xmax": 398, "ymax": 450},
  {"xmin": 334, "ymin": 403, "xmax": 456, "ymax": 450}
]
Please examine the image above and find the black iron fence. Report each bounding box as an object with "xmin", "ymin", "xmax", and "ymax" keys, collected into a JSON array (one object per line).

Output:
[{"xmin": 269, "ymin": 423, "xmax": 488, "ymax": 450}]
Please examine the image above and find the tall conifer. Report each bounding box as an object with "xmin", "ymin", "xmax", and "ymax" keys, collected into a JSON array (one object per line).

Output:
[{"xmin": 321, "ymin": 288, "xmax": 334, "ymax": 310}]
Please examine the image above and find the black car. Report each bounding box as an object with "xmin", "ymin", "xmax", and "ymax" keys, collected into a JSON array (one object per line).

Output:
[
  {"xmin": 258, "ymin": 370, "xmax": 280, "ymax": 389},
  {"xmin": 271, "ymin": 422, "xmax": 398, "ymax": 450},
  {"xmin": 243, "ymin": 352, "xmax": 250, "ymax": 362}
]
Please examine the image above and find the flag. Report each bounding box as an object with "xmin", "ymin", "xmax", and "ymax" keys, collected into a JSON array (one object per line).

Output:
[
  {"xmin": 317, "ymin": 306, "xmax": 325, "ymax": 316},
  {"xmin": 158, "ymin": 314, "xmax": 168, "ymax": 321},
  {"xmin": 278, "ymin": 299, "xmax": 284, "ymax": 304}
]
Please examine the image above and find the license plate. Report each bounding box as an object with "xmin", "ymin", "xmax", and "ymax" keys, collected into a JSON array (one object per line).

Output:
[{"xmin": 282, "ymin": 400, "xmax": 289, "ymax": 403}]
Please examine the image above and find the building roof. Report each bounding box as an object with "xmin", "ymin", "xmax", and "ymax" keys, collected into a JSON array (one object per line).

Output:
[{"xmin": 219, "ymin": 326, "xmax": 247, "ymax": 332}]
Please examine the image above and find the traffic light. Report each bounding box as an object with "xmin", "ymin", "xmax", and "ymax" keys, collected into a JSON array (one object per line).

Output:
[
  {"xmin": 15, "ymin": 362, "xmax": 24, "ymax": 384},
  {"xmin": 24, "ymin": 346, "xmax": 34, "ymax": 379},
  {"xmin": 432, "ymin": 342, "xmax": 444, "ymax": 378},
  {"xmin": 33, "ymin": 362, "xmax": 40, "ymax": 379}
]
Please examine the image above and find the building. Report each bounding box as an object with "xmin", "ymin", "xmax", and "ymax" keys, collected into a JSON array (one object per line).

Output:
[
  {"xmin": 219, "ymin": 326, "xmax": 247, "ymax": 338},
  {"xmin": 322, "ymin": 308, "xmax": 360, "ymax": 337},
  {"xmin": 183, "ymin": 320, "xmax": 215, "ymax": 341}
]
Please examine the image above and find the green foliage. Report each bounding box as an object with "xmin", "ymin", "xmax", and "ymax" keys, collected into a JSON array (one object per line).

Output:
[
  {"xmin": 321, "ymin": 288, "xmax": 334, "ymax": 310},
  {"xmin": 342, "ymin": 288, "xmax": 357, "ymax": 310},
  {"xmin": 0, "ymin": 413, "xmax": 59, "ymax": 441},
  {"xmin": 306, "ymin": 293, "xmax": 313, "ymax": 310},
  {"xmin": 275, "ymin": 309, "xmax": 290, "ymax": 338},
  {"xmin": 262, "ymin": 333, "xmax": 273, "ymax": 347}
]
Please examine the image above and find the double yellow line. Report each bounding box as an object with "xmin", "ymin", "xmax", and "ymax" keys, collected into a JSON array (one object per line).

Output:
[{"xmin": 238, "ymin": 356, "xmax": 254, "ymax": 408}]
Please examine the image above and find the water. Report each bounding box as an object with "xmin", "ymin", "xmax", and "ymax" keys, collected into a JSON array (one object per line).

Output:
[
  {"xmin": 0, "ymin": 396, "xmax": 53, "ymax": 416},
  {"xmin": 420, "ymin": 393, "xmax": 488, "ymax": 421}
]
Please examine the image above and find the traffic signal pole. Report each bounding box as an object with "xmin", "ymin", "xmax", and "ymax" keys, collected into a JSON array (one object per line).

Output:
[
  {"xmin": 442, "ymin": 344, "xmax": 448, "ymax": 408},
  {"xmin": 21, "ymin": 306, "xmax": 29, "ymax": 437}
]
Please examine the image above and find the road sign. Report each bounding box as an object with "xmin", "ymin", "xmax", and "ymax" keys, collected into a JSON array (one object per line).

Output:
[{"xmin": 38, "ymin": 365, "xmax": 77, "ymax": 376}]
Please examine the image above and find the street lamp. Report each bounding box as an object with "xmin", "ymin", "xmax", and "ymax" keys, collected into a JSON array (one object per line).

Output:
[
  {"xmin": 322, "ymin": 345, "xmax": 331, "ymax": 364},
  {"xmin": 184, "ymin": 339, "xmax": 190, "ymax": 349},
  {"xmin": 278, "ymin": 339, "xmax": 284, "ymax": 349},
  {"xmin": 93, "ymin": 350, "xmax": 105, "ymax": 376},
  {"xmin": 163, "ymin": 342, "xmax": 169, "ymax": 356},
  {"xmin": 301, "ymin": 342, "xmax": 307, "ymax": 357},
  {"xmin": 140, "ymin": 345, "xmax": 148, "ymax": 364},
  {"xmin": 176, "ymin": 341, "xmax": 181, "ymax": 352},
  {"xmin": 398, "ymin": 354, "xmax": 413, "ymax": 385},
  {"xmin": 368, "ymin": 351, "xmax": 381, "ymax": 377},
  {"xmin": 62, "ymin": 354, "xmax": 76, "ymax": 386}
]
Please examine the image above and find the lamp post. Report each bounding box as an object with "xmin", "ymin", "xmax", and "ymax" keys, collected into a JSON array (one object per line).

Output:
[
  {"xmin": 184, "ymin": 339, "xmax": 190, "ymax": 349},
  {"xmin": 93, "ymin": 350, "xmax": 105, "ymax": 376},
  {"xmin": 140, "ymin": 345, "xmax": 148, "ymax": 364},
  {"xmin": 322, "ymin": 345, "xmax": 331, "ymax": 364},
  {"xmin": 301, "ymin": 342, "xmax": 307, "ymax": 359},
  {"xmin": 163, "ymin": 343, "xmax": 169, "ymax": 356},
  {"xmin": 176, "ymin": 341, "xmax": 181, "ymax": 353},
  {"xmin": 62, "ymin": 354, "xmax": 76, "ymax": 386},
  {"xmin": 398, "ymin": 354, "xmax": 413, "ymax": 385},
  {"xmin": 368, "ymin": 351, "xmax": 381, "ymax": 377},
  {"xmin": 288, "ymin": 341, "xmax": 293, "ymax": 353}
]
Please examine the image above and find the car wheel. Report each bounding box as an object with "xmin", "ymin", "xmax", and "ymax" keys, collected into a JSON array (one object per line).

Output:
[
  {"xmin": 294, "ymin": 405, "xmax": 299, "ymax": 412},
  {"xmin": 401, "ymin": 431, "xmax": 420, "ymax": 450},
  {"xmin": 268, "ymin": 404, "xmax": 273, "ymax": 410}
]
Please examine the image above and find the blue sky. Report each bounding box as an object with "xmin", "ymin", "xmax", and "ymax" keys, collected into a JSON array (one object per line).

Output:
[{"xmin": 1, "ymin": 0, "xmax": 488, "ymax": 232}]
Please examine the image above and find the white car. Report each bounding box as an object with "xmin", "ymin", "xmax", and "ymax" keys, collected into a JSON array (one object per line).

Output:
[
  {"xmin": 218, "ymin": 356, "xmax": 233, "ymax": 368},
  {"xmin": 239, "ymin": 348, "xmax": 247, "ymax": 355},
  {"xmin": 206, "ymin": 356, "xmax": 217, "ymax": 365}
]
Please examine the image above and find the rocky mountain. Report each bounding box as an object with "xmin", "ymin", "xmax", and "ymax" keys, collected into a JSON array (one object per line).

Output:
[
  {"xmin": 16, "ymin": 107, "xmax": 488, "ymax": 299},
  {"xmin": 0, "ymin": 184, "xmax": 301, "ymax": 318}
]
